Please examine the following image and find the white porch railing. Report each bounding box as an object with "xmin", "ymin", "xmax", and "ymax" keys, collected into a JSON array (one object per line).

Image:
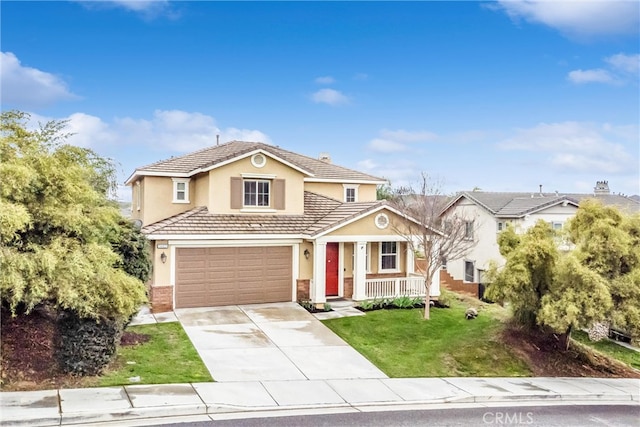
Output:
[{"xmin": 364, "ymin": 276, "xmax": 426, "ymax": 299}]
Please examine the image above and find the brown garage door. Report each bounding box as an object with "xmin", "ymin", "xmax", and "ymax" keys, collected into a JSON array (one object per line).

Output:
[{"xmin": 175, "ymin": 246, "xmax": 292, "ymax": 308}]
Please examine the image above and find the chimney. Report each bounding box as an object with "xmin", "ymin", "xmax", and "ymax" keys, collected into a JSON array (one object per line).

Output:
[
  {"xmin": 539, "ymin": 184, "xmax": 543, "ymax": 196},
  {"xmin": 594, "ymin": 180, "xmax": 610, "ymax": 195},
  {"xmin": 216, "ymin": 134, "xmax": 220, "ymax": 146},
  {"xmin": 318, "ymin": 152, "xmax": 331, "ymax": 163}
]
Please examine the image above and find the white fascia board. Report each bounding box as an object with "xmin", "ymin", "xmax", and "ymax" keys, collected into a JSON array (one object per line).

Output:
[
  {"xmin": 315, "ymin": 235, "xmax": 409, "ymax": 243},
  {"xmin": 312, "ymin": 205, "xmax": 388, "ymax": 239},
  {"xmin": 125, "ymin": 170, "xmax": 190, "ymax": 185},
  {"xmin": 313, "ymin": 204, "xmax": 444, "ymax": 239},
  {"xmin": 146, "ymin": 233, "xmax": 307, "ymax": 241},
  {"xmin": 167, "ymin": 239, "xmax": 304, "ymax": 247},
  {"xmin": 125, "ymin": 148, "xmax": 315, "ymax": 184},
  {"xmin": 304, "ymin": 178, "xmax": 387, "ymax": 185},
  {"xmin": 197, "ymin": 149, "xmax": 315, "ymax": 177}
]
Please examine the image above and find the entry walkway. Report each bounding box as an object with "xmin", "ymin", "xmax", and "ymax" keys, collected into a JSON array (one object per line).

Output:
[{"xmin": 173, "ymin": 302, "xmax": 387, "ymax": 382}]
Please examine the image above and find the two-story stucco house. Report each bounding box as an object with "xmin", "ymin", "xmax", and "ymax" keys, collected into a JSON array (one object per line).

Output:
[
  {"xmin": 126, "ymin": 141, "xmax": 438, "ymax": 312},
  {"xmin": 439, "ymin": 181, "xmax": 640, "ymax": 292}
]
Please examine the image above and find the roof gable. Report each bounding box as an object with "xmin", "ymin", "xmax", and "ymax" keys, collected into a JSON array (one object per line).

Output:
[
  {"xmin": 442, "ymin": 190, "xmax": 638, "ymax": 218},
  {"xmin": 126, "ymin": 141, "xmax": 386, "ymax": 184}
]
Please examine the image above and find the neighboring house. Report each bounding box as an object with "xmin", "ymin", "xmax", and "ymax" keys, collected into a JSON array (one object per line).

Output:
[
  {"xmin": 126, "ymin": 141, "xmax": 439, "ymax": 312},
  {"xmin": 439, "ymin": 181, "xmax": 640, "ymax": 292}
]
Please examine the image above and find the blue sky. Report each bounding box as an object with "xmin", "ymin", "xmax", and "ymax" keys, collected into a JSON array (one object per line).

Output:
[{"xmin": 2, "ymin": 1, "xmax": 639, "ymax": 200}]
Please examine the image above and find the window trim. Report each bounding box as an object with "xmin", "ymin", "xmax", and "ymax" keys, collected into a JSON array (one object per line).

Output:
[
  {"xmin": 172, "ymin": 178, "xmax": 190, "ymax": 204},
  {"xmin": 464, "ymin": 260, "xmax": 475, "ymax": 282},
  {"xmin": 343, "ymin": 184, "xmax": 359, "ymax": 203},
  {"xmin": 464, "ymin": 220, "xmax": 474, "ymax": 240},
  {"xmin": 243, "ymin": 179, "xmax": 271, "ymax": 208},
  {"xmin": 136, "ymin": 181, "xmax": 141, "ymax": 211},
  {"xmin": 379, "ymin": 241, "xmax": 400, "ymax": 273}
]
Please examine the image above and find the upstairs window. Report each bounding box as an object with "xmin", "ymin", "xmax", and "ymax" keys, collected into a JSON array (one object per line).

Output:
[
  {"xmin": 343, "ymin": 184, "xmax": 359, "ymax": 203},
  {"xmin": 244, "ymin": 179, "xmax": 270, "ymax": 207},
  {"xmin": 464, "ymin": 221, "xmax": 474, "ymax": 240},
  {"xmin": 172, "ymin": 178, "xmax": 190, "ymax": 203}
]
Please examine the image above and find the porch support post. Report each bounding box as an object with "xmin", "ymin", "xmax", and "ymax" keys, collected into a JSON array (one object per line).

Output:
[
  {"xmin": 406, "ymin": 241, "xmax": 415, "ymax": 275},
  {"xmin": 353, "ymin": 241, "xmax": 367, "ymax": 301},
  {"xmin": 311, "ymin": 241, "xmax": 327, "ymax": 305}
]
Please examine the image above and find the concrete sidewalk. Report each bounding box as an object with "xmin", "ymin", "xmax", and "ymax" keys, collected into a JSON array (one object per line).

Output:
[{"xmin": 1, "ymin": 377, "xmax": 638, "ymax": 426}]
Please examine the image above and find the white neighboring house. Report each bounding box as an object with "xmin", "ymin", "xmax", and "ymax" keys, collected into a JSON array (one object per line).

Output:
[{"xmin": 439, "ymin": 181, "xmax": 640, "ymax": 290}]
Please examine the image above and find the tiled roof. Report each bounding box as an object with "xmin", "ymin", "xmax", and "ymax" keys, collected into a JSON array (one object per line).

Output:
[
  {"xmin": 448, "ymin": 191, "xmax": 640, "ymax": 217},
  {"xmin": 142, "ymin": 192, "xmax": 386, "ymax": 237},
  {"xmin": 130, "ymin": 141, "xmax": 385, "ymax": 183}
]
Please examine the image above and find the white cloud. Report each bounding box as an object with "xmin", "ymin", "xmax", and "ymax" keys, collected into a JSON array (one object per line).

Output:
[
  {"xmin": 27, "ymin": 109, "xmax": 271, "ymax": 153},
  {"xmin": 379, "ymin": 129, "xmax": 438, "ymax": 142},
  {"xmin": 567, "ymin": 68, "xmax": 614, "ymax": 84},
  {"xmin": 353, "ymin": 73, "xmax": 369, "ymax": 81},
  {"xmin": 605, "ymin": 53, "xmax": 640, "ymax": 75},
  {"xmin": 0, "ymin": 52, "xmax": 77, "ymax": 108},
  {"xmin": 492, "ymin": 0, "xmax": 640, "ymax": 38},
  {"xmin": 76, "ymin": 0, "xmax": 175, "ymax": 18},
  {"xmin": 314, "ymin": 76, "xmax": 335, "ymax": 84},
  {"xmin": 311, "ymin": 88, "xmax": 350, "ymax": 106},
  {"xmin": 568, "ymin": 52, "xmax": 639, "ymax": 85},
  {"xmin": 116, "ymin": 110, "xmax": 271, "ymax": 152},
  {"xmin": 368, "ymin": 138, "xmax": 407, "ymax": 153},
  {"xmin": 357, "ymin": 159, "xmax": 378, "ymax": 171},
  {"xmin": 367, "ymin": 128, "xmax": 439, "ymax": 153},
  {"xmin": 498, "ymin": 121, "xmax": 637, "ymax": 174},
  {"xmin": 66, "ymin": 113, "xmax": 117, "ymax": 147}
]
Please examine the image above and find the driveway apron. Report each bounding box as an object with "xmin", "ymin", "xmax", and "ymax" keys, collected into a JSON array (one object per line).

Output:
[{"xmin": 174, "ymin": 302, "xmax": 387, "ymax": 382}]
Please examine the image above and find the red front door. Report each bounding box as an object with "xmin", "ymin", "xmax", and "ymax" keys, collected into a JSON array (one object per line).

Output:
[{"xmin": 325, "ymin": 242, "xmax": 339, "ymax": 296}]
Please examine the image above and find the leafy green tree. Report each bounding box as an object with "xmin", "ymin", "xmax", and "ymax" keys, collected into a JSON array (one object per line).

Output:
[
  {"xmin": 112, "ymin": 219, "xmax": 152, "ymax": 284},
  {"xmin": 0, "ymin": 111, "xmax": 146, "ymax": 320},
  {"xmin": 376, "ymin": 181, "xmax": 393, "ymax": 200},
  {"xmin": 485, "ymin": 222, "xmax": 559, "ymax": 328},
  {"xmin": 486, "ymin": 201, "xmax": 639, "ymax": 349},
  {"xmin": 566, "ymin": 200, "xmax": 640, "ymax": 341}
]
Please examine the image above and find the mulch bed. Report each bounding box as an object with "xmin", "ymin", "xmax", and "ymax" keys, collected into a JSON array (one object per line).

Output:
[
  {"xmin": 1, "ymin": 307, "xmax": 151, "ymax": 391},
  {"xmin": 501, "ymin": 323, "xmax": 640, "ymax": 378}
]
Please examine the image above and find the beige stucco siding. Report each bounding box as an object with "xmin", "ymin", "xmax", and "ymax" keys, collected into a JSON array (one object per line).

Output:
[
  {"xmin": 141, "ymin": 177, "xmax": 196, "ymax": 226},
  {"xmin": 298, "ymin": 241, "xmax": 314, "ymax": 280},
  {"xmin": 208, "ymin": 156, "xmax": 305, "ymax": 214},
  {"xmin": 304, "ymin": 182, "xmax": 378, "ymax": 202},
  {"xmin": 326, "ymin": 210, "xmax": 410, "ymax": 236},
  {"xmin": 131, "ymin": 179, "xmax": 143, "ymax": 221},
  {"xmin": 151, "ymin": 240, "xmax": 171, "ymax": 286},
  {"xmin": 194, "ymin": 172, "xmax": 209, "ymax": 206}
]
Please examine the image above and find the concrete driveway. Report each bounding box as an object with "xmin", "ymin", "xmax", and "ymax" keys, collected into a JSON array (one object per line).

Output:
[{"xmin": 174, "ymin": 302, "xmax": 387, "ymax": 382}]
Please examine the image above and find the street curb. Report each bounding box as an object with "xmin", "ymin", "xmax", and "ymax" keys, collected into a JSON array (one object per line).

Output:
[{"xmin": 2, "ymin": 391, "xmax": 638, "ymax": 427}]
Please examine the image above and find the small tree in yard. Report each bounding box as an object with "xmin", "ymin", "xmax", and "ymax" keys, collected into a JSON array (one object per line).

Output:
[
  {"xmin": 0, "ymin": 111, "xmax": 148, "ymax": 374},
  {"xmin": 390, "ymin": 173, "xmax": 478, "ymax": 320},
  {"xmin": 486, "ymin": 201, "xmax": 639, "ymax": 350}
]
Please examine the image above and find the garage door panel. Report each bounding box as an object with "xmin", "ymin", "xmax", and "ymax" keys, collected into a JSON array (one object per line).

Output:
[{"xmin": 175, "ymin": 246, "xmax": 292, "ymax": 308}]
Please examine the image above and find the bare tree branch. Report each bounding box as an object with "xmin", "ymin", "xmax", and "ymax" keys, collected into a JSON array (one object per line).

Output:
[{"xmin": 389, "ymin": 172, "xmax": 479, "ymax": 319}]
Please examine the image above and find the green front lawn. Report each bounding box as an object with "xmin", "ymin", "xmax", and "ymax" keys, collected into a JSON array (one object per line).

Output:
[
  {"xmin": 99, "ymin": 322, "xmax": 212, "ymax": 386},
  {"xmin": 572, "ymin": 330, "xmax": 640, "ymax": 371},
  {"xmin": 322, "ymin": 302, "xmax": 531, "ymax": 377}
]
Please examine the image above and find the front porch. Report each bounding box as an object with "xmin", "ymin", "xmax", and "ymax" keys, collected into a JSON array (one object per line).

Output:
[{"xmin": 303, "ymin": 238, "xmax": 438, "ymax": 306}]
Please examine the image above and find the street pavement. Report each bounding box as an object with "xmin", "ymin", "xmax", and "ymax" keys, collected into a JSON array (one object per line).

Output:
[{"xmin": 2, "ymin": 303, "xmax": 638, "ymax": 426}]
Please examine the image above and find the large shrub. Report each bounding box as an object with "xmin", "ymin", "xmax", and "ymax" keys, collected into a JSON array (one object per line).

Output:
[{"xmin": 55, "ymin": 311, "xmax": 124, "ymax": 375}]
